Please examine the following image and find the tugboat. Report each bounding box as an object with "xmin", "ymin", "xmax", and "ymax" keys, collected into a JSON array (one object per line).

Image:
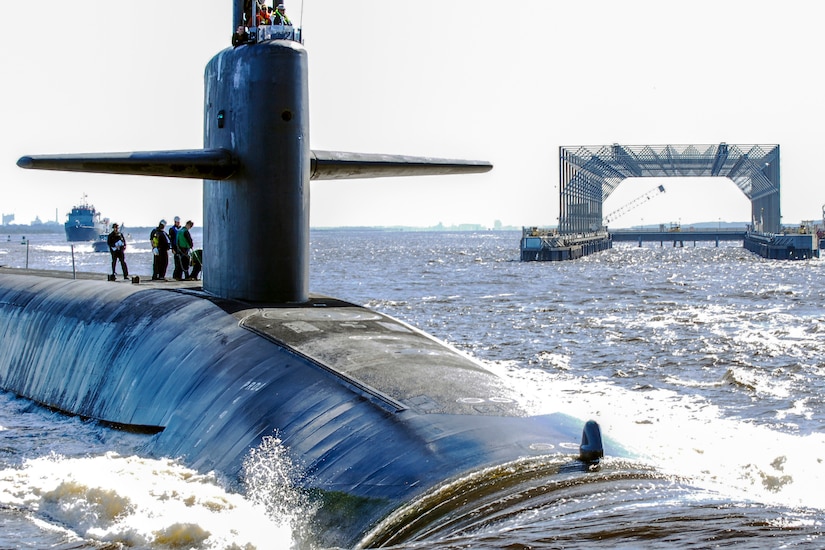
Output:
[
  {"xmin": 64, "ymin": 194, "xmax": 106, "ymax": 242},
  {"xmin": 92, "ymin": 221, "xmax": 112, "ymax": 253}
]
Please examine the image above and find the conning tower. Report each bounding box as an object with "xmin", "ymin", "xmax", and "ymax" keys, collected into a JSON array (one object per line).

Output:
[{"xmin": 18, "ymin": 1, "xmax": 491, "ymax": 303}]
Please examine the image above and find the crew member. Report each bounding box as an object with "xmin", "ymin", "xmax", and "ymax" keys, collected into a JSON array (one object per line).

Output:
[
  {"xmin": 256, "ymin": 2, "xmax": 271, "ymax": 25},
  {"xmin": 189, "ymin": 249, "xmax": 203, "ymax": 281},
  {"xmin": 151, "ymin": 219, "xmax": 172, "ymax": 281},
  {"xmin": 177, "ymin": 220, "xmax": 195, "ymax": 280},
  {"xmin": 273, "ymin": 3, "xmax": 291, "ymax": 25},
  {"xmin": 107, "ymin": 223, "xmax": 128, "ymax": 280},
  {"xmin": 170, "ymin": 216, "xmax": 183, "ymax": 280}
]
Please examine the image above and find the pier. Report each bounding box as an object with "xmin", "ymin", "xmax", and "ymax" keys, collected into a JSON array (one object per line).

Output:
[
  {"xmin": 522, "ymin": 228, "xmax": 819, "ymax": 260},
  {"xmin": 610, "ymin": 228, "xmax": 746, "ymax": 247},
  {"xmin": 519, "ymin": 143, "xmax": 821, "ymax": 262},
  {"xmin": 612, "ymin": 228, "xmax": 819, "ymax": 258}
]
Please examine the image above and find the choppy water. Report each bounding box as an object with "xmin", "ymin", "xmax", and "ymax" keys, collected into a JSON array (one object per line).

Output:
[{"xmin": 1, "ymin": 229, "xmax": 824, "ymax": 548}]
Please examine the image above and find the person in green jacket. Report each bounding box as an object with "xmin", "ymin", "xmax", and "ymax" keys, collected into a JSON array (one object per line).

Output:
[{"xmin": 273, "ymin": 3, "xmax": 291, "ymax": 25}]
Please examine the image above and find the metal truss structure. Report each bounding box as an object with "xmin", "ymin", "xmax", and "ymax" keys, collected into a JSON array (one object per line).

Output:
[{"xmin": 558, "ymin": 143, "xmax": 781, "ymax": 233}]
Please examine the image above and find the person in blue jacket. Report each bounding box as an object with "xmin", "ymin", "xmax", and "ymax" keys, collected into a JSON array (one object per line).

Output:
[{"xmin": 169, "ymin": 216, "xmax": 183, "ymax": 280}]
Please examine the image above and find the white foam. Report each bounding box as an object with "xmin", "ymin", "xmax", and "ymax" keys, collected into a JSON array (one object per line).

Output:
[
  {"xmin": 488, "ymin": 361, "xmax": 825, "ymax": 511},
  {"xmin": 0, "ymin": 451, "xmax": 300, "ymax": 549}
]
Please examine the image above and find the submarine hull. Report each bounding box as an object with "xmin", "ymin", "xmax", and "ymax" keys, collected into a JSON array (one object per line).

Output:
[
  {"xmin": 10, "ymin": 15, "xmax": 599, "ymax": 548},
  {"xmin": 0, "ymin": 271, "xmax": 600, "ymax": 547}
]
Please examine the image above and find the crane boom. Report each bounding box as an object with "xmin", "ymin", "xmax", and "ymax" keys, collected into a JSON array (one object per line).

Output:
[{"xmin": 604, "ymin": 185, "xmax": 666, "ymax": 224}]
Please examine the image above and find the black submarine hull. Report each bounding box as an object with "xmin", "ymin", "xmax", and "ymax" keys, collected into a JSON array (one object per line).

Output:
[{"xmin": 0, "ymin": 271, "xmax": 604, "ymax": 546}]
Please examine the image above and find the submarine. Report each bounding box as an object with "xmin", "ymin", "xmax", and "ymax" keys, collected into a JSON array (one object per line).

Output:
[{"xmin": 4, "ymin": 2, "xmax": 614, "ymax": 547}]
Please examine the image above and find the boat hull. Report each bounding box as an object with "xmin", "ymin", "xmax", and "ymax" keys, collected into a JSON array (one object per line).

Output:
[
  {"xmin": 92, "ymin": 239, "xmax": 110, "ymax": 253},
  {"xmin": 64, "ymin": 226, "xmax": 100, "ymax": 242}
]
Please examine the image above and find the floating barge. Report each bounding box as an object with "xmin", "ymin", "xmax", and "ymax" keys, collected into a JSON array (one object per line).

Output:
[
  {"xmin": 744, "ymin": 230, "xmax": 820, "ymax": 260},
  {"xmin": 520, "ymin": 228, "xmax": 612, "ymax": 261}
]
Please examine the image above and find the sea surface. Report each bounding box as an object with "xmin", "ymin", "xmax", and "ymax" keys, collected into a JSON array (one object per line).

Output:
[{"xmin": 0, "ymin": 229, "xmax": 824, "ymax": 549}]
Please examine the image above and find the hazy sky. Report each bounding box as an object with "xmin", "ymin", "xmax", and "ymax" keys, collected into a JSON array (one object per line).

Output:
[{"xmin": 2, "ymin": 1, "xmax": 823, "ymax": 229}]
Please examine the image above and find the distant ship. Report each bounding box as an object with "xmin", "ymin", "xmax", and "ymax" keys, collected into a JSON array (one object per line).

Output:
[
  {"xmin": 64, "ymin": 194, "xmax": 107, "ymax": 243},
  {"xmin": 92, "ymin": 233, "xmax": 112, "ymax": 253}
]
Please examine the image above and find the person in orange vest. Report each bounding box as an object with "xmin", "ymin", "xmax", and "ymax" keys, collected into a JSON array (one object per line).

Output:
[{"xmin": 256, "ymin": 2, "xmax": 272, "ymax": 26}]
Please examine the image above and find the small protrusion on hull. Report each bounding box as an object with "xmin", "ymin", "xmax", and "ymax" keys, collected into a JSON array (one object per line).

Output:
[{"xmin": 579, "ymin": 419, "xmax": 604, "ymax": 462}]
